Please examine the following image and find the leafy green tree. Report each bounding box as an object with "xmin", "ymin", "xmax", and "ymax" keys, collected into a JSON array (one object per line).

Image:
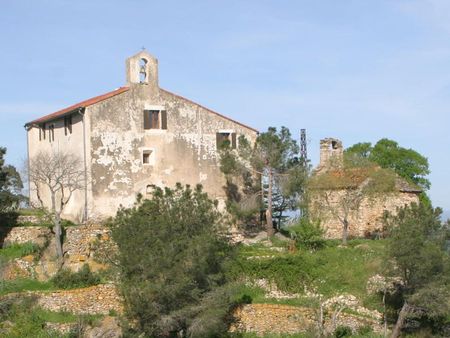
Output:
[
  {"xmin": 219, "ymin": 127, "xmax": 308, "ymax": 236},
  {"xmin": 384, "ymin": 203, "xmax": 450, "ymax": 337},
  {"xmin": 111, "ymin": 184, "xmax": 235, "ymax": 337},
  {"xmin": 0, "ymin": 147, "xmax": 23, "ymax": 212},
  {"xmin": 345, "ymin": 138, "xmax": 430, "ymax": 190}
]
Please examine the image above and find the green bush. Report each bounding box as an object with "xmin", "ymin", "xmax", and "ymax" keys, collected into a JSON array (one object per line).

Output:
[
  {"xmin": 284, "ymin": 218, "xmax": 326, "ymax": 250},
  {"xmin": 111, "ymin": 184, "xmax": 235, "ymax": 337},
  {"xmin": 334, "ymin": 325, "xmax": 353, "ymax": 337},
  {"xmin": 357, "ymin": 325, "xmax": 373, "ymax": 335},
  {"xmin": 51, "ymin": 264, "xmax": 100, "ymax": 289}
]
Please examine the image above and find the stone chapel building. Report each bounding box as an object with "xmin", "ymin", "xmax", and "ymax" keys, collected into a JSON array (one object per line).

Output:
[
  {"xmin": 310, "ymin": 138, "xmax": 421, "ymax": 239},
  {"xmin": 25, "ymin": 51, "xmax": 258, "ymax": 222}
]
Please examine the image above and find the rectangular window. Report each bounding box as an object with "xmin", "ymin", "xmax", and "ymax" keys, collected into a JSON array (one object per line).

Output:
[
  {"xmin": 216, "ymin": 132, "xmax": 236, "ymax": 149},
  {"xmin": 39, "ymin": 123, "xmax": 46, "ymax": 141},
  {"xmin": 64, "ymin": 116, "xmax": 72, "ymax": 135},
  {"xmin": 143, "ymin": 110, "xmax": 167, "ymax": 130},
  {"xmin": 142, "ymin": 149, "xmax": 153, "ymax": 165},
  {"xmin": 49, "ymin": 124, "xmax": 55, "ymax": 142}
]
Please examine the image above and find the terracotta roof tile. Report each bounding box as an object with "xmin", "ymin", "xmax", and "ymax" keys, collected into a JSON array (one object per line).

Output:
[{"xmin": 25, "ymin": 87, "xmax": 130, "ymax": 125}]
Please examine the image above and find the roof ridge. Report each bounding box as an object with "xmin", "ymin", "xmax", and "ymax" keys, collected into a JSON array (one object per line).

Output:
[
  {"xmin": 25, "ymin": 87, "xmax": 129, "ymax": 125},
  {"xmin": 160, "ymin": 88, "xmax": 259, "ymax": 133}
]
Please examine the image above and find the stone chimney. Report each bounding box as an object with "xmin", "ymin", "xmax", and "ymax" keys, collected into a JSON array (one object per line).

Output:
[{"xmin": 318, "ymin": 138, "xmax": 343, "ymax": 171}]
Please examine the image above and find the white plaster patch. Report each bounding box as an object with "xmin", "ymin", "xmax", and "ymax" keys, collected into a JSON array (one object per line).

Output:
[
  {"xmin": 163, "ymin": 166, "xmax": 174, "ymax": 175},
  {"xmin": 178, "ymin": 106, "xmax": 197, "ymax": 119},
  {"xmin": 178, "ymin": 133, "xmax": 217, "ymax": 160},
  {"xmin": 93, "ymin": 131, "xmax": 142, "ymax": 167}
]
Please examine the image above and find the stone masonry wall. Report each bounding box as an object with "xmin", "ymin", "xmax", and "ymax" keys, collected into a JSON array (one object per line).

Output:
[
  {"xmin": 311, "ymin": 191, "xmax": 419, "ymax": 239},
  {"xmin": 0, "ymin": 224, "xmax": 113, "ymax": 278},
  {"xmin": 36, "ymin": 283, "xmax": 122, "ymax": 315},
  {"xmin": 0, "ymin": 226, "xmax": 51, "ymax": 247},
  {"xmin": 231, "ymin": 304, "xmax": 383, "ymax": 336},
  {"xmin": 63, "ymin": 225, "xmax": 112, "ymax": 271}
]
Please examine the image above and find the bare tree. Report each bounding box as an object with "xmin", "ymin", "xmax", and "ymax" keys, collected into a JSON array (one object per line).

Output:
[{"xmin": 28, "ymin": 150, "xmax": 84, "ymax": 260}]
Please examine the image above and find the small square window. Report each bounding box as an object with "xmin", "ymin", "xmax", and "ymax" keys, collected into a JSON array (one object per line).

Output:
[
  {"xmin": 216, "ymin": 132, "xmax": 236, "ymax": 149},
  {"xmin": 142, "ymin": 149, "xmax": 154, "ymax": 165},
  {"xmin": 144, "ymin": 110, "xmax": 167, "ymax": 130}
]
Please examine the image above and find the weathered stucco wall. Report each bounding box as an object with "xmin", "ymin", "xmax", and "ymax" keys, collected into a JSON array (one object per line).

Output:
[
  {"xmin": 27, "ymin": 51, "xmax": 258, "ymax": 221},
  {"xmin": 311, "ymin": 191, "xmax": 419, "ymax": 239},
  {"xmin": 27, "ymin": 113, "xmax": 86, "ymax": 222},
  {"xmin": 87, "ymin": 52, "xmax": 258, "ymax": 219}
]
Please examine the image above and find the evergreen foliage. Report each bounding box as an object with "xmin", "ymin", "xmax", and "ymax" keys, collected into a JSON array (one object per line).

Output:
[
  {"xmin": 0, "ymin": 147, "xmax": 23, "ymax": 212},
  {"xmin": 384, "ymin": 203, "xmax": 450, "ymax": 336},
  {"xmin": 219, "ymin": 127, "xmax": 309, "ymax": 234},
  {"xmin": 111, "ymin": 183, "xmax": 236, "ymax": 337}
]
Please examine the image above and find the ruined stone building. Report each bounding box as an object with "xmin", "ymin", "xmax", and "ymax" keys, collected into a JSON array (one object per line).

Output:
[
  {"xmin": 25, "ymin": 51, "xmax": 258, "ymax": 222},
  {"xmin": 310, "ymin": 138, "xmax": 421, "ymax": 239}
]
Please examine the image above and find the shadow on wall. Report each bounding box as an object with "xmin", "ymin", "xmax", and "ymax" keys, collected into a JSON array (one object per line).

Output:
[{"xmin": 0, "ymin": 212, "xmax": 19, "ymax": 247}]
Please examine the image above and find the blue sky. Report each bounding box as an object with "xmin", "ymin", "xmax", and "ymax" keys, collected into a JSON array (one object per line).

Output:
[{"xmin": 1, "ymin": 0, "xmax": 449, "ymax": 211}]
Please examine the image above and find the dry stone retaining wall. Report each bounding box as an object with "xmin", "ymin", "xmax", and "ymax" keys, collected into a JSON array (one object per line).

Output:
[
  {"xmin": 36, "ymin": 283, "xmax": 122, "ymax": 315},
  {"xmin": 231, "ymin": 303, "xmax": 383, "ymax": 336},
  {"xmin": 63, "ymin": 225, "xmax": 113, "ymax": 270},
  {"xmin": 0, "ymin": 226, "xmax": 51, "ymax": 247}
]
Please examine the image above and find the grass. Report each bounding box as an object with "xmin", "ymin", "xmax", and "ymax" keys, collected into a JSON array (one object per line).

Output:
[
  {"xmin": 0, "ymin": 295, "xmax": 102, "ymax": 338},
  {"xmin": 231, "ymin": 238, "xmax": 386, "ymax": 311},
  {"xmin": 18, "ymin": 208, "xmax": 46, "ymax": 217},
  {"xmin": 228, "ymin": 333, "xmax": 313, "ymax": 338},
  {"xmin": 0, "ymin": 278, "xmax": 55, "ymax": 296},
  {"xmin": 0, "ymin": 242, "xmax": 40, "ymax": 260},
  {"xmin": 33, "ymin": 308, "xmax": 102, "ymax": 324}
]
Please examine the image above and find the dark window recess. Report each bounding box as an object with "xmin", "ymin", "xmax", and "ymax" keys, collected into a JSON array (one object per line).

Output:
[
  {"xmin": 161, "ymin": 111, "xmax": 167, "ymax": 129},
  {"xmin": 39, "ymin": 123, "xmax": 46, "ymax": 141},
  {"xmin": 49, "ymin": 124, "xmax": 55, "ymax": 142},
  {"xmin": 64, "ymin": 116, "xmax": 72, "ymax": 135},
  {"xmin": 216, "ymin": 132, "xmax": 236, "ymax": 149},
  {"xmin": 142, "ymin": 150, "xmax": 153, "ymax": 164},
  {"xmin": 144, "ymin": 110, "xmax": 161, "ymax": 129}
]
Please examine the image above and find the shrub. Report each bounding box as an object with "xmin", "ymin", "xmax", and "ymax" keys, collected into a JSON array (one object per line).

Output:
[
  {"xmin": 357, "ymin": 325, "xmax": 373, "ymax": 335},
  {"xmin": 51, "ymin": 264, "xmax": 100, "ymax": 289},
  {"xmin": 111, "ymin": 184, "xmax": 235, "ymax": 337},
  {"xmin": 334, "ymin": 325, "xmax": 353, "ymax": 337},
  {"xmin": 286, "ymin": 218, "xmax": 326, "ymax": 250}
]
